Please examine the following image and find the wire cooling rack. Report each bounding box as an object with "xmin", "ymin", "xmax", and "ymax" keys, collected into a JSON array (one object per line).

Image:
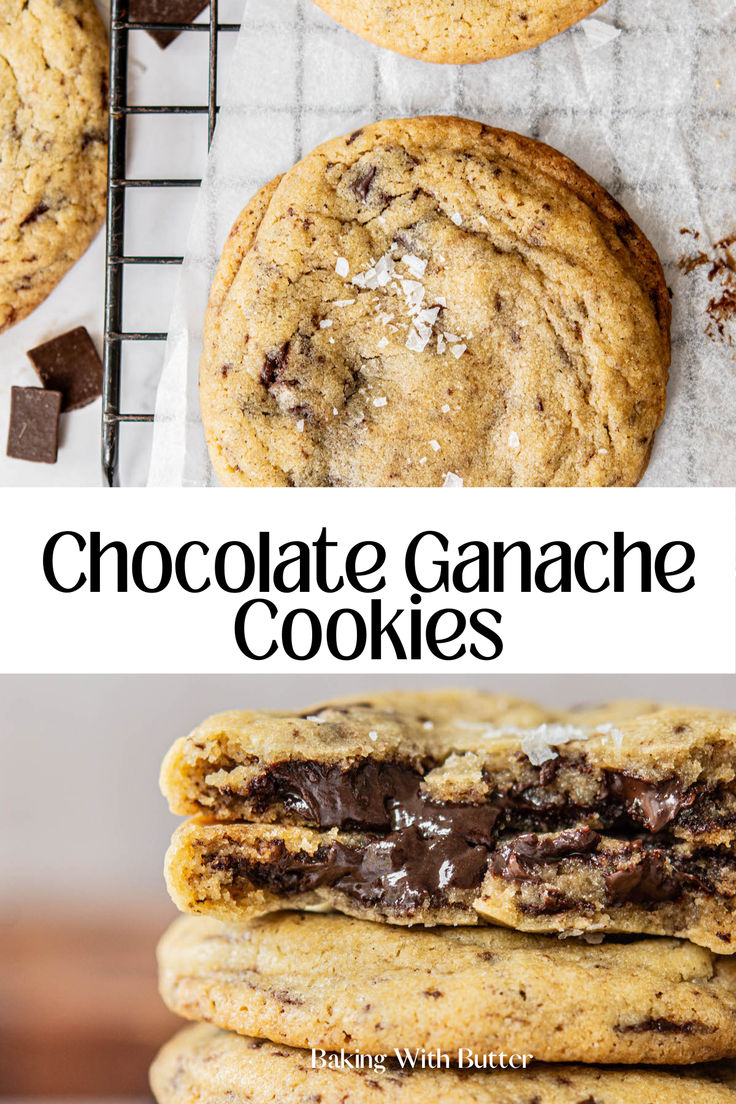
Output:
[{"xmin": 102, "ymin": 0, "xmax": 240, "ymax": 485}]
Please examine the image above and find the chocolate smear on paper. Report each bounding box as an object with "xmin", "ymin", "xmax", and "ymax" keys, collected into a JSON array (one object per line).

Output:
[{"xmin": 678, "ymin": 228, "xmax": 736, "ymax": 347}]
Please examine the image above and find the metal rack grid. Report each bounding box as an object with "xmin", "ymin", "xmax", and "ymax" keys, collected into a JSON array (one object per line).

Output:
[{"xmin": 102, "ymin": 0, "xmax": 240, "ymax": 486}]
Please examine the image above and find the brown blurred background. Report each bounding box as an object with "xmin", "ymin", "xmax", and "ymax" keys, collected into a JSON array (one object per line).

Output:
[{"xmin": 2, "ymin": 674, "xmax": 734, "ymax": 1095}]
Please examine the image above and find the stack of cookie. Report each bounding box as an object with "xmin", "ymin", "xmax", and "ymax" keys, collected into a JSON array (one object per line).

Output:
[{"xmin": 151, "ymin": 691, "xmax": 736, "ymax": 1102}]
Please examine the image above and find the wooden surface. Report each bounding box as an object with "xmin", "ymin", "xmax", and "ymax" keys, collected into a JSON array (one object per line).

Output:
[{"xmin": 0, "ymin": 906, "xmax": 181, "ymax": 1096}]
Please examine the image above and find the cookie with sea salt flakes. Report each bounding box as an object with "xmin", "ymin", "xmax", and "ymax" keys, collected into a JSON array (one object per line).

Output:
[
  {"xmin": 308, "ymin": 0, "xmax": 605, "ymax": 65},
  {"xmin": 199, "ymin": 116, "xmax": 670, "ymax": 487},
  {"xmin": 0, "ymin": 0, "xmax": 108, "ymax": 332},
  {"xmin": 150, "ymin": 1023, "xmax": 736, "ymax": 1104},
  {"xmin": 157, "ymin": 913, "xmax": 736, "ymax": 1064}
]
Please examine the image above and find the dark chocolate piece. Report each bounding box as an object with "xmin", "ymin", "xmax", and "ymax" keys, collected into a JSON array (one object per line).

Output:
[
  {"xmin": 352, "ymin": 165, "xmax": 377, "ymax": 201},
  {"xmin": 491, "ymin": 827, "xmax": 601, "ymax": 881},
  {"xmin": 604, "ymin": 851, "xmax": 710, "ymax": 906},
  {"xmin": 27, "ymin": 327, "xmax": 102, "ymax": 412},
  {"xmin": 614, "ymin": 1018, "xmax": 715, "ymax": 1036},
  {"xmin": 324, "ymin": 828, "xmax": 493, "ymax": 912},
  {"xmin": 6, "ymin": 387, "xmax": 62, "ymax": 463},
  {"xmin": 607, "ymin": 774, "xmax": 692, "ymax": 833},
  {"xmin": 605, "ymin": 857, "xmax": 681, "ymax": 905},
  {"xmin": 129, "ymin": 0, "xmax": 209, "ymax": 48}
]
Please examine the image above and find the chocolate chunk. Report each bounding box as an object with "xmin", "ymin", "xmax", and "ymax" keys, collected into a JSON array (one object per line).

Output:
[
  {"xmin": 27, "ymin": 327, "xmax": 102, "ymax": 412},
  {"xmin": 129, "ymin": 0, "xmax": 209, "ymax": 48},
  {"xmin": 352, "ymin": 165, "xmax": 377, "ymax": 201},
  {"xmin": 608, "ymin": 773, "xmax": 691, "ymax": 832},
  {"xmin": 604, "ymin": 853, "xmax": 684, "ymax": 905},
  {"xmin": 614, "ymin": 1018, "xmax": 715, "ymax": 1036},
  {"xmin": 6, "ymin": 387, "xmax": 62, "ymax": 463},
  {"xmin": 260, "ymin": 342, "xmax": 290, "ymax": 391},
  {"xmin": 491, "ymin": 828, "xmax": 601, "ymax": 881},
  {"xmin": 81, "ymin": 130, "xmax": 107, "ymax": 152},
  {"xmin": 511, "ymin": 827, "xmax": 601, "ymax": 863},
  {"xmin": 20, "ymin": 201, "xmax": 50, "ymax": 228}
]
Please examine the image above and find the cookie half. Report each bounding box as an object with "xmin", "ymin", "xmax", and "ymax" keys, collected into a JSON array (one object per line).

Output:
[
  {"xmin": 309, "ymin": 0, "xmax": 605, "ymax": 64},
  {"xmin": 151, "ymin": 1024, "xmax": 736, "ymax": 1104},
  {"xmin": 476, "ymin": 830, "xmax": 736, "ymax": 953},
  {"xmin": 161, "ymin": 695, "xmax": 736, "ymax": 950},
  {"xmin": 160, "ymin": 690, "xmax": 669, "ymax": 825},
  {"xmin": 200, "ymin": 116, "xmax": 670, "ymax": 487},
  {"xmin": 0, "ymin": 1, "xmax": 108, "ymax": 332},
  {"xmin": 157, "ymin": 914, "xmax": 736, "ymax": 1064},
  {"xmin": 164, "ymin": 816, "xmax": 736, "ymax": 953}
]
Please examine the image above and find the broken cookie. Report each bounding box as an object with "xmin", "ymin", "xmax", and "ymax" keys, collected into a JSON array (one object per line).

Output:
[{"xmin": 160, "ymin": 692, "xmax": 736, "ymax": 951}]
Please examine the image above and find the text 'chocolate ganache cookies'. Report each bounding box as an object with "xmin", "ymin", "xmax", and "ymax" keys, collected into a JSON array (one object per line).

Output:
[
  {"xmin": 151, "ymin": 1024, "xmax": 736, "ymax": 1104},
  {"xmin": 200, "ymin": 118, "xmax": 670, "ymax": 487},
  {"xmin": 160, "ymin": 692, "xmax": 736, "ymax": 953},
  {"xmin": 0, "ymin": 1, "xmax": 108, "ymax": 333},
  {"xmin": 308, "ymin": 0, "xmax": 605, "ymax": 64}
]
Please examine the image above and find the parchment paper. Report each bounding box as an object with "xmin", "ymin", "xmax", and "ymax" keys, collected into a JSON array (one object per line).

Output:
[{"xmin": 148, "ymin": 0, "xmax": 736, "ymax": 486}]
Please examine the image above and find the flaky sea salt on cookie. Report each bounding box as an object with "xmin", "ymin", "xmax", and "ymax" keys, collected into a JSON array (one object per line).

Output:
[{"xmin": 200, "ymin": 117, "xmax": 669, "ymax": 487}]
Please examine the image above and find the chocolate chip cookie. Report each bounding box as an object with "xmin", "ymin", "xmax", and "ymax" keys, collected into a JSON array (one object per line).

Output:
[
  {"xmin": 157, "ymin": 913, "xmax": 736, "ymax": 1063},
  {"xmin": 309, "ymin": 1, "xmax": 605, "ymax": 64},
  {"xmin": 160, "ymin": 694, "xmax": 736, "ymax": 951},
  {"xmin": 200, "ymin": 117, "xmax": 670, "ymax": 487},
  {"xmin": 0, "ymin": 0, "xmax": 108, "ymax": 332},
  {"xmin": 151, "ymin": 1023, "xmax": 736, "ymax": 1104}
]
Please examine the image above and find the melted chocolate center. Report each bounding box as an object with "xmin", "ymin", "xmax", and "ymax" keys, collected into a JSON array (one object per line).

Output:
[
  {"xmin": 234, "ymin": 761, "xmax": 503, "ymax": 912},
  {"xmin": 223, "ymin": 758, "xmax": 715, "ymax": 915}
]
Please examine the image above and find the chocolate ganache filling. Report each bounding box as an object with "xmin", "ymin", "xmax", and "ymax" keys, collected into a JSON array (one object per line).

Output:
[
  {"xmin": 225, "ymin": 758, "xmax": 717, "ymax": 914},
  {"xmin": 239, "ymin": 760, "xmax": 503, "ymax": 912},
  {"xmin": 212, "ymin": 827, "xmax": 497, "ymax": 914},
  {"xmin": 246, "ymin": 757, "xmax": 706, "ymax": 835}
]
